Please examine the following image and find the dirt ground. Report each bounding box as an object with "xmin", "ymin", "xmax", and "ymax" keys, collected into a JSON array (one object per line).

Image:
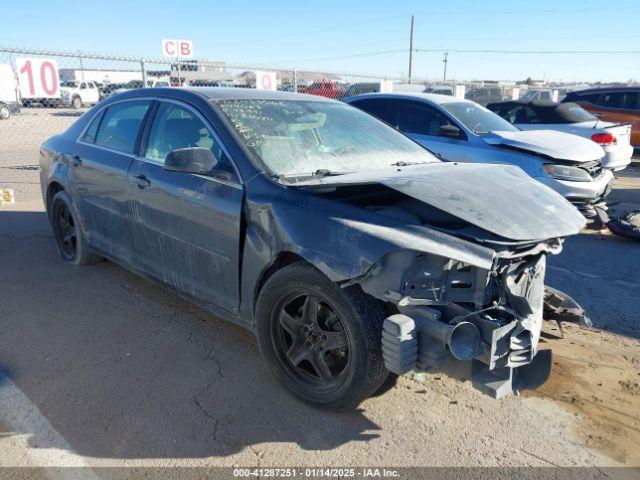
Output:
[{"xmin": 0, "ymin": 109, "xmax": 639, "ymax": 476}]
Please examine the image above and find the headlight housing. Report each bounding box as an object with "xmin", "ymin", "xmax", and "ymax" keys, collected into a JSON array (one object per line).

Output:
[{"xmin": 543, "ymin": 164, "xmax": 592, "ymax": 182}]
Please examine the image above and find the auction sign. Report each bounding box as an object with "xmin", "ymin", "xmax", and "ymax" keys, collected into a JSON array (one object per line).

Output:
[
  {"xmin": 16, "ymin": 58, "xmax": 60, "ymax": 98},
  {"xmin": 255, "ymin": 71, "xmax": 277, "ymax": 91},
  {"xmin": 162, "ymin": 39, "xmax": 194, "ymax": 59}
]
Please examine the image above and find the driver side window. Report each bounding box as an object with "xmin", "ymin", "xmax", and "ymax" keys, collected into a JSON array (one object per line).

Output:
[
  {"xmin": 506, "ymin": 106, "xmax": 538, "ymax": 124},
  {"xmin": 396, "ymin": 101, "xmax": 451, "ymax": 136},
  {"xmin": 146, "ymin": 102, "xmax": 236, "ymax": 178},
  {"xmin": 146, "ymin": 104, "xmax": 217, "ymax": 161}
]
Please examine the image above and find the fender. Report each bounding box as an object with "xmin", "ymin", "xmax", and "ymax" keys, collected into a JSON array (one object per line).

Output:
[{"xmin": 238, "ymin": 174, "xmax": 496, "ymax": 323}]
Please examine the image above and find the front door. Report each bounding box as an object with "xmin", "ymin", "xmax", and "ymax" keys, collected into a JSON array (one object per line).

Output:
[
  {"xmin": 393, "ymin": 100, "xmax": 476, "ymax": 163},
  {"xmin": 127, "ymin": 100, "xmax": 243, "ymax": 314}
]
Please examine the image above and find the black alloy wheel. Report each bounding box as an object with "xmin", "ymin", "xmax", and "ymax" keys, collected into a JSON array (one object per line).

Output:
[
  {"xmin": 54, "ymin": 201, "xmax": 77, "ymax": 260},
  {"xmin": 271, "ymin": 292, "xmax": 350, "ymax": 385}
]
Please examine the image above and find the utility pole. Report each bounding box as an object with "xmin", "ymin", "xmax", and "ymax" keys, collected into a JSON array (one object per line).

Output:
[
  {"xmin": 443, "ymin": 52, "xmax": 448, "ymax": 82},
  {"xmin": 408, "ymin": 15, "xmax": 414, "ymax": 83}
]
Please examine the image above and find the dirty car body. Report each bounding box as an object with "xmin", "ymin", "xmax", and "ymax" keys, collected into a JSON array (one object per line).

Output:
[{"xmin": 39, "ymin": 88, "xmax": 586, "ymax": 409}]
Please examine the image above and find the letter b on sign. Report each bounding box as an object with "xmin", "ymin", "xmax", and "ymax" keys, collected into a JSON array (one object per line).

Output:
[{"xmin": 162, "ymin": 39, "xmax": 194, "ymax": 59}]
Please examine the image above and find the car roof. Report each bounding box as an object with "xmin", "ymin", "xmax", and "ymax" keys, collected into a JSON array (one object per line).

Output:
[
  {"xmin": 570, "ymin": 86, "xmax": 640, "ymax": 95},
  {"xmin": 487, "ymin": 99, "xmax": 558, "ymax": 108},
  {"xmin": 346, "ymin": 92, "xmax": 464, "ymax": 105},
  {"xmin": 115, "ymin": 87, "xmax": 336, "ymax": 103}
]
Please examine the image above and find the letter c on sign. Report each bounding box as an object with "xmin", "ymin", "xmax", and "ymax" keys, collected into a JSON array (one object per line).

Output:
[{"xmin": 165, "ymin": 41, "xmax": 176, "ymax": 56}]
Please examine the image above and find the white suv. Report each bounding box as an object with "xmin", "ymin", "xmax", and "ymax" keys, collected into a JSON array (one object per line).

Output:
[{"xmin": 60, "ymin": 81, "xmax": 100, "ymax": 109}]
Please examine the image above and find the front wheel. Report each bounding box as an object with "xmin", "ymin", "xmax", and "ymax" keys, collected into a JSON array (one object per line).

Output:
[
  {"xmin": 255, "ymin": 263, "xmax": 388, "ymax": 410},
  {"xmin": 71, "ymin": 96, "xmax": 82, "ymax": 109}
]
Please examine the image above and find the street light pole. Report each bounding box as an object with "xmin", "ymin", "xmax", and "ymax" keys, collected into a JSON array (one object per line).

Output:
[
  {"xmin": 408, "ymin": 15, "xmax": 414, "ymax": 84},
  {"xmin": 443, "ymin": 52, "xmax": 448, "ymax": 82}
]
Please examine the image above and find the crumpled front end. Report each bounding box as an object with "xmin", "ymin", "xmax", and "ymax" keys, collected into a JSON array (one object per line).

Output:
[{"xmin": 355, "ymin": 246, "xmax": 555, "ymax": 398}]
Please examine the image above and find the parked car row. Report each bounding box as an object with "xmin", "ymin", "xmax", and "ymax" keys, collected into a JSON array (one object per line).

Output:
[
  {"xmin": 346, "ymin": 92, "xmax": 614, "ymax": 219},
  {"xmin": 40, "ymin": 87, "xmax": 589, "ymax": 409},
  {"xmin": 486, "ymin": 100, "xmax": 634, "ymax": 171}
]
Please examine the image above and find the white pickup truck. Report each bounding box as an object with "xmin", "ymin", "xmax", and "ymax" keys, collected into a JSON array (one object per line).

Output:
[{"xmin": 60, "ymin": 81, "xmax": 100, "ymax": 109}]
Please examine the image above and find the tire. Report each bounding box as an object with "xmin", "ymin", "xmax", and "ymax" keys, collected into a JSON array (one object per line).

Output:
[
  {"xmin": 49, "ymin": 190, "xmax": 101, "ymax": 266},
  {"xmin": 71, "ymin": 96, "xmax": 82, "ymax": 109},
  {"xmin": 0, "ymin": 104, "xmax": 10, "ymax": 120},
  {"xmin": 255, "ymin": 262, "xmax": 389, "ymax": 410}
]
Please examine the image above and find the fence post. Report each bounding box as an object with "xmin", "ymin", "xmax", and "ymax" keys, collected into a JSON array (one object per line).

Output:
[
  {"xmin": 293, "ymin": 69, "xmax": 297, "ymax": 92},
  {"xmin": 140, "ymin": 58, "xmax": 147, "ymax": 88}
]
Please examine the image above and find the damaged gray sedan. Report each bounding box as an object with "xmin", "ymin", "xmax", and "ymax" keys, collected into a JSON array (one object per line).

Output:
[{"xmin": 40, "ymin": 88, "xmax": 586, "ymax": 410}]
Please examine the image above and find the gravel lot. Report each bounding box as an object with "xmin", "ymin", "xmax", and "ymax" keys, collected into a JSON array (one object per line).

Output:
[{"xmin": 0, "ymin": 109, "xmax": 639, "ymax": 476}]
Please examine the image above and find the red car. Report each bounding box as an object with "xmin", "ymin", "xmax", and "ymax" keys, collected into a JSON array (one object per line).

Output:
[{"xmin": 298, "ymin": 81, "xmax": 345, "ymax": 99}]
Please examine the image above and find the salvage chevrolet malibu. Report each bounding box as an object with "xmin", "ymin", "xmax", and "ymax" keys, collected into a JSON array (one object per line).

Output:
[{"xmin": 40, "ymin": 88, "xmax": 586, "ymax": 410}]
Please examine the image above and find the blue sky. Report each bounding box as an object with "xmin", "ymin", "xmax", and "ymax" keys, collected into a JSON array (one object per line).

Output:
[{"xmin": 3, "ymin": 0, "xmax": 640, "ymax": 82}]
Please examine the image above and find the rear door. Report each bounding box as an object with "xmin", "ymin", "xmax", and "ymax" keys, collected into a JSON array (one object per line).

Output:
[
  {"xmin": 127, "ymin": 100, "xmax": 243, "ymax": 313},
  {"xmin": 74, "ymin": 99, "xmax": 152, "ymax": 260},
  {"xmin": 593, "ymin": 91, "xmax": 640, "ymax": 146}
]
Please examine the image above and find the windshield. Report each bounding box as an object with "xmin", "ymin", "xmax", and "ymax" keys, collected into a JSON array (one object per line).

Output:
[
  {"xmin": 217, "ymin": 99, "xmax": 439, "ymax": 177},
  {"xmin": 441, "ymin": 101, "xmax": 518, "ymax": 134},
  {"xmin": 520, "ymin": 91, "xmax": 541, "ymax": 101}
]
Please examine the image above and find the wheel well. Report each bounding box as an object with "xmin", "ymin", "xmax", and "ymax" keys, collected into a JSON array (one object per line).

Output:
[
  {"xmin": 46, "ymin": 182, "xmax": 64, "ymax": 213},
  {"xmin": 253, "ymin": 251, "xmax": 306, "ymax": 313}
]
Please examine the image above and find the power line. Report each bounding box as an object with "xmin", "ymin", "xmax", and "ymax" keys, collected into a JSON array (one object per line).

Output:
[
  {"xmin": 412, "ymin": 5, "xmax": 640, "ymax": 15},
  {"xmin": 270, "ymin": 49, "xmax": 407, "ymax": 65},
  {"xmin": 415, "ymin": 48, "xmax": 640, "ymax": 54},
  {"xmin": 273, "ymin": 47, "xmax": 640, "ymax": 65}
]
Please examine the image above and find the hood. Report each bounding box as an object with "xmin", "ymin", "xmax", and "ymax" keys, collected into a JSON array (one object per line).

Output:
[
  {"xmin": 291, "ymin": 163, "xmax": 586, "ymax": 242},
  {"xmin": 483, "ymin": 130, "xmax": 604, "ymax": 163}
]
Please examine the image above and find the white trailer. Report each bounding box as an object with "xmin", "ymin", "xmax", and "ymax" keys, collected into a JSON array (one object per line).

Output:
[{"xmin": 0, "ymin": 64, "xmax": 20, "ymax": 120}]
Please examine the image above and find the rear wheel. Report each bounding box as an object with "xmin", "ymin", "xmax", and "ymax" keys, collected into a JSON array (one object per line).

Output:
[
  {"xmin": 50, "ymin": 190, "xmax": 101, "ymax": 266},
  {"xmin": 255, "ymin": 263, "xmax": 388, "ymax": 410},
  {"xmin": 71, "ymin": 96, "xmax": 82, "ymax": 109}
]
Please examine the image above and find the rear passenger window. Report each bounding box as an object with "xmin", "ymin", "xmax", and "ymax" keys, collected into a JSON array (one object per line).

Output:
[
  {"xmin": 95, "ymin": 101, "xmax": 151, "ymax": 153},
  {"xmin": 600, "ymin": 92, "xmax": 639, "ymax": 109},
  {"xmin": 350, "ymin": 99, "xmax": 393, "ymax": 124},
  {"xmin": 81, "ymin": 111, "xmax": 103, "ymax": 143}
]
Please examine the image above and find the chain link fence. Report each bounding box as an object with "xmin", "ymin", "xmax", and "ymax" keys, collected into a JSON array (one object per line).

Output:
[
  {"xmin": 0, "ymin": 45, "xmax": 573, "ymax": 204},
  {"xmin": 0, "ymin": 46, "xmax": 410, "ymax": 203}
]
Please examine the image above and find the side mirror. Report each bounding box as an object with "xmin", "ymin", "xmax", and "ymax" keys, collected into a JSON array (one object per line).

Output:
[
  {"xmin": 164, "ymin": 147, "xmax": 218, "ymax": 175},
  {"xmin": 437, "ymin": 124, "xmax": 461, "ymax": 139}
]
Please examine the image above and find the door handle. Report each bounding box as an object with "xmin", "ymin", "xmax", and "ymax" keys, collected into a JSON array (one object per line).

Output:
[
  {"xmin": 131, "ymin": 175, "xmax": 151, "ymax": 188},
  {"xmin": 70, "ymin": 155, "xmax": 82, "ymax": 167}
]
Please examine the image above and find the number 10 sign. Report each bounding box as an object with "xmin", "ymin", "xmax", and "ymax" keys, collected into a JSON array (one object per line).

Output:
[{"xmin": 16, "ymin": 58, "xmax": 60, "ymax": 99}]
